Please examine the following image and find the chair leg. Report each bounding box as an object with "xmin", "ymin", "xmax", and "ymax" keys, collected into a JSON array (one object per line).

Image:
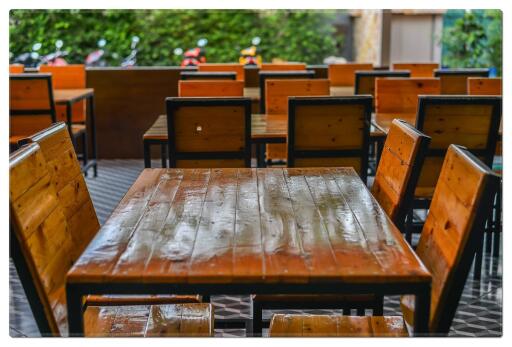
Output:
[
  {"xmin": 404, "ymin": 208, "xmax": 413, "ymax": 245},
  {"xmin": 356, "ymin": 308, "xmax": 365, "ymax": 316},
  {"xmin": 82, "ymin": 132, "xmax": 89, "ymax": 177},
  {"xmin": 473, "ymin": 225, "xmax": 485, "ymax": 280},
  {"xmin": 342, "ymin": 308, "xmax": 351, "ymax": 315},
  {"xmin": 143, "ymin": 141, "xmax": 151, "ymax": 168},
  {"xmin": 493, "ymin": 188, "xmax": 502, "ymax": 258},
  {"xmin": 251, "ymin": 300, "xmax": 263, "ymax": 337},
  {"xmin": 373, "ymin": 295, "xmax": 384, "ymax": 315},
  {"xmin": 160, "ymin": 143, "xmax": 167, "ymax": 168}
]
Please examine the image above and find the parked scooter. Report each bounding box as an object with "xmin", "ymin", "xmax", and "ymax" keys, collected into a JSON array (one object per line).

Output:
[
  {"xmin": 40, "ymin": 40, "xmax": 68, "ymax": 66},
  {"xmin": 12, "ymin": 42, "xmax": 42, "ymax": 68},
  {"xmin": 239, "ymin": 37, "xmax": 262, "ymax": 66},
  {"xmin": 177, "ymin": 38, "xmax": 208, "ymax": 67},
  {"xmin": 85, "ymin": 39, "xmax": 108, "ymax": 67},
  {"xmin": 121, "ymin": 36, "xmax": 140, "ymax": 67}
]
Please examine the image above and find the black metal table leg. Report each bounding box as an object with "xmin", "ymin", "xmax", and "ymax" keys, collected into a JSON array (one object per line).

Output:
[
  {"xmin": 66, "ymin": 283, "xmax": 84, "ymax": 337},
  {"xmin": 143, "ymin": 140, "xmax": 151, "ymax": 168},
  {"xmin": 160, "ymin": 143, "xmax": 167, "ymax": 168},
  {"xmin": 413, "ymin": 284, "xmax": 431, "ymax": 336}
]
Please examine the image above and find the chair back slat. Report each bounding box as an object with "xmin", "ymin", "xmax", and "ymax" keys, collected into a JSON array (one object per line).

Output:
[
  {"xmin": 404, "ymin": 145, "xmax": 500, "ymax": 333},
  {"xmin": 288, "ymin": 96, "xmax": 371, "ymax": 182},
  {"xmin": 178, "ymin": 80, "xmax": 244, "ymax": 97},
  {"xmin": 434, "ymin": 68, "xmax": 489, "ymax": 94},
  {"xmin": 375, "ymin": 78, "xmax": 440, "ymax": 115},
  {"xmin": 260, "ymin": 63, "xmax": 306, "ymax": 71},
  {"xmin": 415, "ymin": 96, "xmax": 502, "ymax": 194},
  {"xmin": 371, "ymin": 119, "xmax": 430, "ymax": 230},
  {"xmin": 259, "ymin": 71, "xmax": 316, "ymax": 113},
  {"xmin": 355, "ymin": 70, "xmax": 410, "ymax": 110},
  {"xmin": 10, "ymin": 143, "xmax": 73, "ymax": 336},
  {"xmin": 265, "ymin": 79, "xmax": 330, "ymax": 115},
  {"xmin": 10, "ymin": 74, "xmax": 56, "ymax": 139},
  {"xmin": 198, "ymin": 63, "xmax": 245, "ymax": 81},
  {"xmin": 467, "ymin": 77, "xmax": 502, "ymax": 95},
  {"xmin": 166, "ymin": 97, "xmax": 252, "ymax": 168},
  {"xmin": 392, "ymin": 63, "xmax": 439, "ymax": 77},
  {"xmin": 328, "ymin": 63, "xmax": 373, "ymax": 86}
]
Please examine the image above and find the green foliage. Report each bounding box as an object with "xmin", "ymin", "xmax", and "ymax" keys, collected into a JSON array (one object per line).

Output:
[
  {"xmin": 442, "ymin": 10, "xmax": 502, "ymax": 75},
  {"xmin": 9, "ymin": 9, "xmax": 342, "ymax": 66}
]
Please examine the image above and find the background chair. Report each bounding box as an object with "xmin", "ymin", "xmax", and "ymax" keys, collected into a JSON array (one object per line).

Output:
[
  {"xmin": 434, "ymin": 68, "xmax": 489, "ymax": 94},
  {"xmin": 392, "ymin": 63, "xmax": 439, "ymax": 77},
  {"xmin": 328, "ymin": 63, "xmax": 373, "ymax": 87},
  {"xmin": 10, "ymin": 64, "xmax": 24, "ymax": 73},
  {"xmin": 178, "ymin": 80, "xmax": 244, "ymax": 97},
  {"xmin": 354, "ymin": 70, "xmax": 411, "ymax": 111},
  {"xmin": 260, "ymin": 63, "xmax": 306, "ymax": 71},
  {"xmin": 198, "ymin": 63, "xmax": 245, "ymax": 81},
  {"xmin": 180, "ymin": 71, "xmax": 237, "ymax": 80}
]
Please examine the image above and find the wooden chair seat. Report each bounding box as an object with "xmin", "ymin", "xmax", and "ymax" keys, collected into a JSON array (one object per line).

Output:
[
  {"xmin": 269, "ymin": 314, "xmax": 408, "ymax": 337},
  {"xmin": 252, "ymin": 294, "xmax": 376, "ymax": 304},
  {"xmin": 84, "ymin": 303, "xmax": 214, "ymax": 337},
  {"xmin": 86, "ymin": 294, "xmax": 202, "ymax": 306}
]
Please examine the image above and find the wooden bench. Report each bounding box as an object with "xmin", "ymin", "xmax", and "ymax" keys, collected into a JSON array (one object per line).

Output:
[
  {"xmin": 434, "ymin": 68, "xmax": 489, "ymax": 94},
  {"xmin": 392, "ymin": 63, "xmax": 439, "ymax": 77},
  {"xmin": 178, "ymin": 80, "xmax": 244, "ymax": 97},
  {"xmin": 9, "ymin": 143, "xmax": 214, "ymax": 336},
  {"xmin": 328, "ymin": 63, "xmax": 373, "ymax": 87},
  {"xmin": 198, "ymin": 63, "xmax": 245, "ymax": 81},
  {"xmin": 269, "ymin": 145, "xmax": 500, "ymax": 337}
]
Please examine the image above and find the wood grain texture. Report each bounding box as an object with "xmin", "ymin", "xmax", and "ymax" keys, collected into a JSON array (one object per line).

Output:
[
  {"xmin": 198, "ymin": 63, "xmax": 245, "ymax": 81},
  {"xmin": 375, "ymin": 78, "xmax": 440, "ymax": 115},
  {"xmin": 392, "ymin": 63, "xmax": 439, "ymax": 78},
  {"xmin": 261, "ymin": 63, "xmax": 306, "ymax": 71},
  {"xmin": 178, "ymin": 80, "xmax": 244, "ymax": 97},
  {"xmin": 467, "ymin": 78, "xmax": 502, "ymax": 95},
  {"xmin": 435, "ymin": 70, "xmax": 490, "ymax": 95},
  {"xmin": 269, "ymin": 314, "xmax": 408, "ymax": 337},
  {"xmin": 67, "ymin": 167, "xmax": 431, "ymax": 285},
  {"xmin": 328, "ymin": 63, "xmax": 373, "ymax": 86}
]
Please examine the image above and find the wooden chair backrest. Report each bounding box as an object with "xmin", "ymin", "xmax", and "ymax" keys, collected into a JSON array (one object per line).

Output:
[
  {"xmin": 328, "ymin": 63, "xmax": 373, "ymax": 86},
  {"xmin": 371, "ymin": 119, "xmax": 430, "ymax": 230},
  {"xmin": 10, "ymin": 64, "xmax": 24, "ymax": 73},
  {"xmin": 180, "ymin": 71, "xmax": 236, "ymax": 80},
  {"xmin": 392, "ymin": 63, "xmax": 439, "ymax": 77},
  {"xmin": 287, "ymin": 96, "xmax": 371, "ymax": 182},
  {"xmin": 10, "ymin": 143, "xmax": 73, "ymax": 336},
  {"xmin": 259, "ymin": 70, "xmax": 315, "ymax": 113},
  {"xmin": 198, "ymin": 63, "xmax": 245, "ymax": 81},
  {"xmin": 39, "ymin": 65, "xmax": 87, "ymax": 123},
  {"xmin": 265, "ymin": 79, "xmax": 330, "ymax": 115},
  {"xmin": 410, "ymin": 145, "xmax": 500, "ymax": 333},
  {"xmin": 166, "ymin": 97, "xmax": 252, "ymax": 168},
  {"xmin": 375, "ymin": 78, "xmax": 441, "ymax": 115},
  {"xmin": 10, "ymin": 73, "xmax": 56, "ymax": 138},
  {"xmin": 467, "ymin": 77, "xmax": 502, "ymax": 95},
  {"xmin": 260, "ymin": 63, "xmax": 306, "ymax": 71},
  {"xmin": 355, "ymin": 70, "xmax": 410, "ymax": 110},
  {"xmin": 434, "ymin": 68, "xmax": 489, "ymax": 94},
  {"xmin": 178, "ymin": 80, "xmax": 244, "ymax": 97},
  {"xmin": 22, "ymin": 122, "xmax": 100, "ymax": 261},
  {"xmin": 415, "ymin": 96, "xmax": 502, "ymax": 193}
]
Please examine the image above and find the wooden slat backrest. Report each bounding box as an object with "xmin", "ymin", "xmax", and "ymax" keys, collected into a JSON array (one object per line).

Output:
[
  {"xmin": 375, "ymin": 78, "xmax": 441, "ymax": 115},
  {"xmin": 10, "ymin": 143, "xmax": 73, "ymax": 336},
  {"xmin": 434, "ymin": 68, "xmax": 489, "ymax": 95},
  {"xmin": 166, "ymin": 97, "xmax": 252, "ymax": 168},
  {"xmin": 371, "ymin": 119, "xmax": 430, "ymax": 230},
  {"xmin": 178, "ymin": 80, "xmax": 244, "ymax": 97},
  {"xmin": 354, "ymin": 70, "xmax": 410, "ymax": 110},
  {"xmin": 288, "ymin": 96, "xmax": 372, "ymax": 182},
  {"xmin": 10, "ymin": 73, "xmax": 56, "ymax": 138},
  {"xmin": 39, "ymin": 64, "xmax": 87, "ymax": 123},
  {"xmin": 467, "ymin": 77, "xmax": 502, "ymax": 95},
  {"xmin": 265, "ymin": 79, "xmax": 330, "ymax": 115},
  {"xmin": 260, "ymin": 63, "xmax": 307, "ymax": 71},
  {"xmin": 23, "ymin": 122, "xmax": 100, "ymax": 261},
  {"xmin": 328, "ymin": 63, "xmax": 373, "ymax": 87},
  {"xmin": 259, "ymin": 70, "xmax": 315, "ymax": 113},
  {"xmin": 415, "ymin": 96, "xmax": 502, "ymax": 194},
  {"xmin": 10, "ymin": 64, "xmax": 24, "ymax": 73},
  {"xmin": 180, "ymin": 71, "xmax": 236, "ymax": 80},
  {"xmin": 198, "ymin": 63, "xmax": 245, "ymax": 81},
  {"xmin": 404, "ymin": 145, "xmax": 500, "ymax": 333},
  {"xmin": 392, "ymin": 63, "xmax": 439, "ymax": 78}
]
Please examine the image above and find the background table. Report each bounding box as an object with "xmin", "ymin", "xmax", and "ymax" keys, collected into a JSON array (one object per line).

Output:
[{"xmin": 66, "ymin": 167, "xmax": 432, "ymax": 336}]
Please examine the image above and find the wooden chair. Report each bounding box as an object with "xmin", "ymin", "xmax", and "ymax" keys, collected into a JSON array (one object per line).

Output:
[
  {"xmin": 269, "ymin": 145, "xmax": 500, "ymax": 336},
  {"xmin": 198, "ymin": 63, "xmax": 245, "ymax": 81},
  {"xmin": 180, "ymin": 71, "xmax": 236, "ymax": 80},
  {"xmin": 166, "ymin": 97, "xmax": 252, "ymax": 168},
  {"xmin": 9, "ymin": 143, "xmax": 214, "ymax": 337},
  {"xmin": 178, "ymin": 80, "xmax": 244, "ymax": 97},
  {"xmin": 355, "ymin": 70, "xmax": 410, "ymax": 110},
  {"xmin": 265, "ymin": 79, "xmax": 330, "ymax": 163},
  {"xmin": 287, "ymin": 95, "xmax": 371, "ymax": 183},
  {"xmin": 392, "ymin": 63, "xmax": 439, "ymax": 77},
  {"xmin": 10, "ymin": 64, "xmax": 24, "ymax": 73},
  {"xmin": 434, "ymin": 68, "xmax": 489, "ymax": 94},
  {"xmin": 328, "ymin": 63, "xmax": 373, "ymax": 86},
  {"xmin": 259, "ymin": 70, "xmax": 315, "ymax": 113},
  {"xmin": 260, "ymin": 63, "xmax": 306, "ymax": 71},
  {"xmin": 375, "ymin": 78, "xmax": 441, "ymax": 119}
]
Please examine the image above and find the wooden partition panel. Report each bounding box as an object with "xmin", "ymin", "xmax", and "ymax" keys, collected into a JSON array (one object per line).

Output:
[
  {"xmin": 392, "ymin": 63, "xmax": 439, "ymax": 77},
  {"xmin": 178, "ymin": 80, "xmax": 244, "ymax": 97},
  {"xmin": 198, "ymin": 63, "xmax": 245, "ymax": 81},
  {"xmin": 328, "ymin": 63, "xmax": 373, "ymax": 86}
]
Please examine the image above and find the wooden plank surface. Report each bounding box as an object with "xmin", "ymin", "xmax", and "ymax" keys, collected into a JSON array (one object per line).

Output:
[{"xmin": 68, "ymin": 167, "xmax": 430, "ymax": 285}]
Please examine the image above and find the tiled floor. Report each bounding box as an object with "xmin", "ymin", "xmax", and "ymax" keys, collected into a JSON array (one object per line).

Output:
[{"xmin": 9, "ymin": 159, "xmax": 503, "ymax": 337}]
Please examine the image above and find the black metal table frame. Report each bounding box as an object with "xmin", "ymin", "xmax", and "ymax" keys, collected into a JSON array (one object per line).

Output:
[
  {"xmin": 57, "ymin": 92, "xmax": 98, "ymax": 177},
  {"xmin": 66, "ymin": 280, "xmax": 431, "ymax": 337}
]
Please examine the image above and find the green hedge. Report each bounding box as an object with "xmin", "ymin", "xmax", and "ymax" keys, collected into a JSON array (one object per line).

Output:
[{"xmin": 9, "ymin": 9, "xmax": 343, "ymax": 66}]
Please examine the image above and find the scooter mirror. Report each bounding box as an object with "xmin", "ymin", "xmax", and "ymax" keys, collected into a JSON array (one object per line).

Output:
[
  {"xmin": 56, "ymin": 40, "xmax": 64, "ymax": 49},
  {"xmin": 98, "ymin": 39, "xmax": 107, "ymax": 47},
  {"xmin": 32, "ymin": 43, "xmax": 42, "ymax": 51},
  {"xmin": 197, "ymin": 38, "xmax": 208, "ymax": 47},
  {"xmin": 174, "ymin": 48, "xmax": 183, "ymax": 56},
  {"xmin": 252, "ymin": 37, "xmax": 261, "ymax": 45}
]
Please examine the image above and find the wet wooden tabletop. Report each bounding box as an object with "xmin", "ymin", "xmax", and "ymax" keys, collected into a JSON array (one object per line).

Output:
[
  {"xmin": 53, "ymin": 88, "xmax": 94, "ymax": 104},
  {"xmin": 67, "ymin": 167, "xmax": 430, "ymax": 284}
]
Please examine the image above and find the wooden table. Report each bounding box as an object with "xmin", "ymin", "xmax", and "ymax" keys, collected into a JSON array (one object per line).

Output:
[
  {"xmin": 54, "ymin": 88, "xmax": 98, "ymax": 176},
  {"xmin": 66, "ymin": 167, "xmax": 432, "ymax": 336}
]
